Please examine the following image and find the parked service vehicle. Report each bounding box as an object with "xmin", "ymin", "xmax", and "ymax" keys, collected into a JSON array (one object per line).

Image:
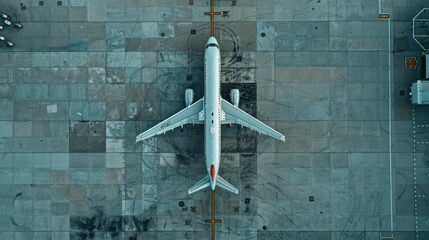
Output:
[{"xmin": 1, "ymin": 13, "xmax": 11, "ymax": 20}]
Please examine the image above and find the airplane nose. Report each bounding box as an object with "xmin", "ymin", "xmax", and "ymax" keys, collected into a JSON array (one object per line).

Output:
[
  {"xmin": 206, "ymin": 36, "xmax": 218, "ymax": 46},
  {"xmin": 209, "ymin": 36, "xmax": 218, "ymax": 44}
]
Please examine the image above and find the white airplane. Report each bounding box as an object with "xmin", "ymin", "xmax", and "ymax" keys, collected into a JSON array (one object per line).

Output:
[{"xmin": 136, "ymin": 1, "xmax": 285, "ymax": 196}]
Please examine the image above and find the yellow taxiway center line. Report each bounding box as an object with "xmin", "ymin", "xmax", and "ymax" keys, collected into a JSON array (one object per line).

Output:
[{"xmin": 204, "ymin": 0, "xmax": 221, "ymax": 36}]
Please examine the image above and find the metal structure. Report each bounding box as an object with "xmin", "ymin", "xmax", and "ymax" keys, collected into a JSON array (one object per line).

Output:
[
  {"xmin": 410, "ymin": 54, "xmax": 429, "ymax": 104},
  {"xmin": 413, "ymin": 8, "xmax": 429, "ymax": 51},
  {"xmin": 410, "ymin": 80, "xmax": 429, "ymax": 104}
]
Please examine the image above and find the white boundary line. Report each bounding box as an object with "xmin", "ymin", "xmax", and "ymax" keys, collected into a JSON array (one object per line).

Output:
[
  {"xmin": 379, "ymin": 0, "xmax": 394, "ymax": 236},
  {"xmin": 388, "ymin": 17, "xmax": 394, "ymax": 235},
  {"xmin": 379, "ymin": 0, "xmax": 382, "ymax": 14}
]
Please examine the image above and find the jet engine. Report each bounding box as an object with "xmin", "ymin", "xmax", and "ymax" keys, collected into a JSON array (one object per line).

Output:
[
  {"xmin": 230, "ymin": 89, "xmax": 240, "ymax": 107},
  {"xmin": 185, "ymin": 88, "xmax": 194, "ymax": 107}
]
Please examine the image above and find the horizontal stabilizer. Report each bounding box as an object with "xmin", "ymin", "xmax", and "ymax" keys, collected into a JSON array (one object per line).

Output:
[
  {"xmin": 188, "ymin": 175, "xmax": 210, "ymax": 194},
  {"xmin": 217, "ymin": 175, "xmax": 239, "ymax": 194}
]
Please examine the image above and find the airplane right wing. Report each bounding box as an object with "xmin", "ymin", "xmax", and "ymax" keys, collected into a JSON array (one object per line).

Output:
[
  {"xmin": 136, "ymin": 98, "xmax": 204, "ymax": 142},
  {"xmin": 220, "ymin": 98, "xmax": 285, "ymax": 142}
]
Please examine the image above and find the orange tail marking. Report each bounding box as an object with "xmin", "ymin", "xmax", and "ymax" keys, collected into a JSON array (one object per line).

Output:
[{"xmin": 210, "ymin": 164, "xmax": 215, "ymax": 181}]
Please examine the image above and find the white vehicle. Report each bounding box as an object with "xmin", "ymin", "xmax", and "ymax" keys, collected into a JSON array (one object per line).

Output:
[
  {"xmin": 0, "ymin": 36, "xmax": 4, "ymax": 41},
  {"xmin": 0, "ymin": 25, "xmax": 3, "ymax": 30},
  {"xmin": 4, "ymin": 19, "xmax": 11, "ymax": 26},
  {"xmin": 6, "ymin": 41, "xmax": 13, "ymax": 47},
  {"xmin": 14, "ymin": 22, "xmax": 22, "ymax": 29},
  {"xmin": 1, "ymin": 13, "xmax": 11, "ymax": 20}
]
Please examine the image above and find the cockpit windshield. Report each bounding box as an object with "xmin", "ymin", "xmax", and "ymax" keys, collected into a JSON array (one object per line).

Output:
[{"xmin": 206, "ymin": 43, "xmax": 219, "ymax": 49}]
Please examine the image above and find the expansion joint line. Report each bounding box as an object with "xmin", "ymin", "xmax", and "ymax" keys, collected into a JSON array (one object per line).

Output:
[{"xmin": 413, "ymin": 106, "xmax": 419, "ymax": 240}]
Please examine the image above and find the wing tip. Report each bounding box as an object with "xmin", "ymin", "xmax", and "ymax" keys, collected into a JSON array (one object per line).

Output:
[{"xmin": 135, "ymin": 136, "xmax": 143, "ymax": 143}]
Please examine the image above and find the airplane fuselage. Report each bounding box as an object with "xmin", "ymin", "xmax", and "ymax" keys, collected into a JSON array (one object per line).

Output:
[
  {"xmin": 136, "ymin": 0, "xmax": 284, "ymax": 199},
  {"xmin": 136, "ymin": 36, "xmax": 284, "ymax": 195},
  {"xmin": 204, "ymin": 36, "xmax": 221, "ymax": 190}
]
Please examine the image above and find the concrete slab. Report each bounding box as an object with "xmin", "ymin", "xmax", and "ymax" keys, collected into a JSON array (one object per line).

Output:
[{"xmin": 0, "ymin": 0, "xmax": 427, "ymax": 239}]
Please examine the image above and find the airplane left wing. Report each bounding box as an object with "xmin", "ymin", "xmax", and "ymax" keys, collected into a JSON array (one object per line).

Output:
[
  {"xmin": 136, "ymin": 98, "xmax": 204, "ymax": 142},
  {"xmin": 221, "ymin": 98, "xmax": 285, "ymax": 142}
]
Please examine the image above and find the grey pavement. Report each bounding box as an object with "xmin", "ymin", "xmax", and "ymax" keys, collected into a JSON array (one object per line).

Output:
[{"xmin": 0, "ymin": 0, "xmax": 428, "ymax": 239}]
